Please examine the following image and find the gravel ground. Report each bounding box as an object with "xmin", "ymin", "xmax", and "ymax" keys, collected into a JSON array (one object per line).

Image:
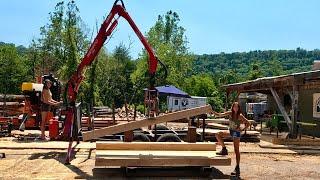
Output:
[{"xmin": 0, "ymin": 149, "xmax": 319, "ymax": 179}]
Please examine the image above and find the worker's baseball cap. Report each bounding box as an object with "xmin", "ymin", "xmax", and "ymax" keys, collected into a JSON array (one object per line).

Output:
[{"xmin": 44, "ymin": 79, "xmax": 52, "ymax": 84}]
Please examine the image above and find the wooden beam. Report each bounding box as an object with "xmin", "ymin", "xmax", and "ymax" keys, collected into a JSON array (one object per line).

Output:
[
  {"xmin": 96, "ymin": 150, "xmax": 218, "ymax": 158},
  {"xmin": 196, "ymin": 128, "xmax": 260, "ymax": 137},
  {"xmin": 83, "ymin": 105, "xmax": 212, "ymax": 141},
  {"xmin": 203, "ymin": 122, "xmax": 229, "ymax": 130},
  {"xmin": 285, "ymin": 88, "xmax": 293, "ymax": 101},
  {"xmin": 96, "ymin": 142, "xmax": 216, "ymax": 151},
  {"xmin": 270, "ymin": 88, "xmax": 292, "ymax": 133},
  {"xmin": 124, "ymin": 130, "xmax": 133, "ymax": 142},
  {"xmin": 95, "ymin": 156, "xmax": 231, "ymax": 167}
]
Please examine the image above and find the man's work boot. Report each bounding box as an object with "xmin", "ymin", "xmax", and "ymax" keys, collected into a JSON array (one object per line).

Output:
[
  {"xmin": 216, "ymin": 147, "xmax": 228, "ymax": 155},
  {"xmin": 231, "ymin": 165, "xmax": 240, "ymax": 176}
]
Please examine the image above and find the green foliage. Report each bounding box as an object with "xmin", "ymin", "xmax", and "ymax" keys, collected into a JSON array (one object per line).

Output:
[
  {"xmin": 248, "ymin": 61, "xmax": 263, "ymax": 80},
  {"xmin": 31, "ymin": 1, "xmax": 89, "ymax": 81},
  {"xmin": 267, "ymin": 57, "xmax": 283, "ymax": 76},
  {"xmin": 132, "ymin": 10, "xmax": 193, "ymax": 89},
  {"xmin": 136, "ymin": 104, "xmax": 145, "ymax": 114},
  {"xmin": 97, "ymin": 44, "xmax": 135, "ymax": 108},
  {"xmin": 194, "ymin": 48, "xmax": 318, "ymax": 80},
  {"xmin": 0, "ymin": 44, "xmax": 30, "ymax": 94},
  {"xmin": 183, "ymin": 74, "xmax": 223, "ymax": 111}
]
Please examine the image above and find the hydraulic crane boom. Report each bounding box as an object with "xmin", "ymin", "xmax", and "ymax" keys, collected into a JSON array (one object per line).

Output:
[
  {"xmin": 63, "ymin": 0, "xmax": 165, "ymax": 164},
  {"xmin": 66, "ymin": 0, "xmax": 158, "ymax": 105}
]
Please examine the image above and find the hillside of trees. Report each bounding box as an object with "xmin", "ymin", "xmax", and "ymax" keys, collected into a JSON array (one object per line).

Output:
[
  {"xmin": 194, "ymin": 48, "xmax": 319, "ymax": 82},
  {"xmin": 1, "ymin": 1, "xmax": 319, "ymax": 112}
]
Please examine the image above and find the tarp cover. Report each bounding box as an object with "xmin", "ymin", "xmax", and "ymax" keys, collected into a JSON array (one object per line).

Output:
[{"xmin": 153, "ymin": 85, "xmax": 190, "ymax": 98}]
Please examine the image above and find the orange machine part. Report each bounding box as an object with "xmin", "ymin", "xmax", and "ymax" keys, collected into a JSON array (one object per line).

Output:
[{"xmin": 49, "ymin": 117, "xmax": 59, "ymax": 140}]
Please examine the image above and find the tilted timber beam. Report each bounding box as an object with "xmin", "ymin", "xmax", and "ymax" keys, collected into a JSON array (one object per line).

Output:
[{"xmin": 82, "ymin": 105, "xmax": 212, "ymax": 141}]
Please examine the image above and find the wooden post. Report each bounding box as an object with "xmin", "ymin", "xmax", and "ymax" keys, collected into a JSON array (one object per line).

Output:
[
  {"xmin": 112, "ymin": 101, "xmax": 115, "ymax": 125},
  {"xmin": 124, "ymin": 130, "xmax": 133, "ymax": 142},
  {"xmin": 190, "ymin": 117, "xmax": 195, "ymax": 127},
  {"xmin": 133, "ymin": 104, "xmax": 137, "ymax": 121},
  {"xmin": 291, "ymin": 85, "xmax": 299, "ymax": 138},
  {"xmin": 154, "ymin": 124, "xmax": 157, "ymax": 142},
  {"xmin": 202, "ymin": 118, "xmax": 205, "ymax": 142},
  {"xmin": 187, "ymin": 126, "xmax": 197, "ymax": 143},
  {"xmin": 197, "ymin": 118, "xmax": 200, "ymax": 128},
  {"xmin": 225, "ymin": 92, "xmax": 229, "ymax": 111},
  {"xmin": 270, "ymin": 88, "xmax": 293, "ymax": 134}
]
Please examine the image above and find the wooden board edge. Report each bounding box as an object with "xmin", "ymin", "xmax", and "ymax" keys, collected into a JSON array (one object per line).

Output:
[
  {"xmin": 96, "ymin": 142, "xmax": 216, "ymax": 151},
  {"xmin": 95, "ymin": 157, "xmax": 231, "ymax": 167}
]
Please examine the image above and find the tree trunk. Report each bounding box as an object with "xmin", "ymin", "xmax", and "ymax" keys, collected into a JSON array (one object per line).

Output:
[
  {"xmin": 134, "ymin": 104, "xmax": 137, "ymax": 121},
  {"xmin": 112, "ymin": 100, "xmax": 115, "ymax": 125}
]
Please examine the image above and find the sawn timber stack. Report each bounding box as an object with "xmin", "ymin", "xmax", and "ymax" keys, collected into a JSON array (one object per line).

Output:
[
  {"xmin": 95, "ymin": 142, "xmax": 231, "ymax": 167},
  {"xmin": 82, "ymin": 105, "xmax": 212, "ymax": 141}
]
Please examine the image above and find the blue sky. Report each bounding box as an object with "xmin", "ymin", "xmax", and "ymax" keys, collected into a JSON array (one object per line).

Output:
[{"xmin": 1, "ymin": 0, "xmax": 319, "ymax": 58}]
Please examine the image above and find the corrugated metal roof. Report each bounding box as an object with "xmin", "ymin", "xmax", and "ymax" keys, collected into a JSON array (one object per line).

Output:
[{"xmin": 224, "ymin": 69, "xmax": 320, "ymax": 88}]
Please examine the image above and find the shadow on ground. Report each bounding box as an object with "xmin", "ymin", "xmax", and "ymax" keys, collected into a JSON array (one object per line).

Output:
[
  {"xmin": 28, "ymin": 150, "xmax": 231, "ymax": 179},
  {"xmin": 28, "ymin": 150, "xmax": 93, "ymax": 179},
  {"xmin": 93, "ymin": 166, "xmax": 231, "ymax": 179}
]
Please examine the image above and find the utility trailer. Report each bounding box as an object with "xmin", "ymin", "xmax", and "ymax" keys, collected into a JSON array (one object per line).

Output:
[{"xmin": 80, "ymin": 105, "xmax": 231, "ymax": 171}]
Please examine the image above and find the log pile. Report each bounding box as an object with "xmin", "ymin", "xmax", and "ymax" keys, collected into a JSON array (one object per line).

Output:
[
  {"xmin": 0, "ymin": 94, "xmax": 25, "ymax": 116},
  {"xmin": 81, "ymin": 106, "xmax": 145, "ymax": 131}
]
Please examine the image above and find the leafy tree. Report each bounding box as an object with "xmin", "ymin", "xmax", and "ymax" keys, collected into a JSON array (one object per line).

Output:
[
  {"xmin": 28, "ymin": 1, "xmax": 96, "ymax": 109},
  {"xmin": 183, "ymin": 74, "xmax": 223, "ymax": 111},
  {"xmin": 32, "ymin": 1, "xmax": 89, "ymax": 81},
  {"xmin": 0, "ymin": 44, "xmax": 29, "ymax": 94},
  {"xmin": 132, "ymin": 10, "xmax": 193, "ymax": 89},
  {"xmin": 248, "ymin": 61, "xmax": 263, "ymax": 80},
  {"xmin": 267, "ymin": 57, "xmax": 283, "ymax": 76},
  {"xmin": 98, "ymin": 44, "xmax": 134, "ymax": 108},
  {"xmin": 194, "ymin": 48, "xmax": 318, "ymax": 81}
]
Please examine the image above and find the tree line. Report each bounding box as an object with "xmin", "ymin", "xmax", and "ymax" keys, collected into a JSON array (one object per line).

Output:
[{"xmin": 0, "ymin": 1, "xmax": 319, "ymax": 113}]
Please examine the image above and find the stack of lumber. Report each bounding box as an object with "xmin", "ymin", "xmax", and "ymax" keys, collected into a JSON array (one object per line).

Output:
[
  {"xmin": 197, "ymin": 128, "xmax": 261, "ymax": 142},
  {"xmin": 198, "ymin": 118, "xmax": 261, "ymax": 142},
  {"xmin": 0, "ymin": 102, "xmax": 24, "ymax": 116},
  {"xmin": 95, "ymin": 142, "xmax": 231, "ymax": 167}
]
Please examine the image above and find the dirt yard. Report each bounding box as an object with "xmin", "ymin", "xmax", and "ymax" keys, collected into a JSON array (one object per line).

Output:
[{"xmin": 0, "ymin": 148, "xmax": 319, "ymax": 179}]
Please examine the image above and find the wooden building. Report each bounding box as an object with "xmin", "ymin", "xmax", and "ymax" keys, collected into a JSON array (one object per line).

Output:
[{"xmin": 224, "ymin": 70, "xmax": 320, "ymax": 138}]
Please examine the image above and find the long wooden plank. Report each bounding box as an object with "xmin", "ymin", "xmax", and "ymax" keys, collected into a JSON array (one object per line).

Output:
[
  {"xmin": 83, "ymin": 105, "xmax": 212, "ymax": 141},
  {"xmin": 196, "ymin": 128, "xmax": 260, "ymax": 136},
  {"xmin": 202, "ymin": 119, "xmax": 255, "ymax": 125},
  {"xmin": 96, "ymin": 142, "xmax": 216, "ymax": 151},
  {"xmin": 95, "ymin": 157, "xmax": 231, "ymax": 167},
  {"xmin": 96, "ymin": 150, "xmax": 217, "ymax": 158},
  {"xmin": 204, "ymin": 122, "xmax": 229, "ymax": 130}
]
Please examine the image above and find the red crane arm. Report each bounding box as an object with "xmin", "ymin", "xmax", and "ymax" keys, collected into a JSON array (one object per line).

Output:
[
  {"xmin": 66, "ymin": 3, "xmax": 158, "ymax": 105},
  {"xmin": 64, "ymin": 1, "xmax": 162, "ymax": 164}
]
